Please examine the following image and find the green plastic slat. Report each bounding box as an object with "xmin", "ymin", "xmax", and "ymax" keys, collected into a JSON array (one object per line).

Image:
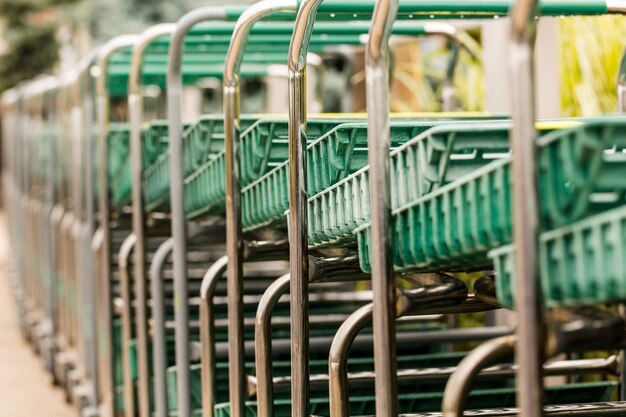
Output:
[
  {"xmin": 242, "ymin": 121, "xmax": 429, "ymax": 232},
  {"xmin": 307, "ymin": 0, "xmax": 608, "ymax": 18},
  {"xmin": 491, "ymin": 202, "xmax": 626, "ymax": 308},
  {"xmin": 183, "ymin": 118, "xmax": 346, "ymax": 219},
  {"xmin": 143, "ymin": 116, "xmax": 257, "ymax": 211},
  {"xmin": 351, "ymin": 119, "xmax": 626, "ymax": 297},
  {"xmin": 307, "ymin": 119, "xmax": 511, "ymax": 247},
  {"xmin": 107, "ymin": 124, "xmax": 132, "ymax": 206},
  {"xmin": 107, "ymin": 121, "xmax": 172, "ymax": 207}
]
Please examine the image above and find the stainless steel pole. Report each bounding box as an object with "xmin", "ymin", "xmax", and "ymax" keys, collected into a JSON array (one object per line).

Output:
[
  {"xmin": 223, "ymin": 3, "xmax": 297, "ymax": 416},
  {"xmin": 128, "ymin": 23, "xmax": 176, "ymax": 417},
  {"xmin": 508, "ymin": 0, "xmax": 543, "ymax": 415},
  {"xmin": 93, "ymin": 35, "xmax": 138, "ymax": 417},
  {"xmin": 167, "ymin": 10, "xmax": 227, "ymax": 417},
  {"xmin": 364, "ymin": 1, "xmax": 399, "ymax": 416}
]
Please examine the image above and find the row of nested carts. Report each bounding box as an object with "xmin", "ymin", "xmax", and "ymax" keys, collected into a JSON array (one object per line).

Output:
[{"xmin": 3, "ymin": 1, "xmax": 626, "ymax": 417}]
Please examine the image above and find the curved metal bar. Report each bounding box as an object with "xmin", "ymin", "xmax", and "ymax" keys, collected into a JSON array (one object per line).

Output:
[
  {"xmin": 199, "ymin": 240, "xmax": 288, "ymax": 417},
  {"xmin": 441, "ymin": 335, "xmax": 517, "ymax": 417},
  {"xmin": 129, "ymin": 23, "xmax": 176, "ymax": 417},
  {"xmin": 443, "ymin": 308, "xmax": 626, "ymax": 417},
  {"xmin": 254, "ymin": 253, "xmax": 366, "ymax": 417},
  {"xmin": 223, "ymin": 3, "xmax": 297, "ymax": 416},
  {"xmin": 328, "ymin": 303, "xmax": 373, "ymax": 417},
  {"xmin": 329, "ymin": 275, "xmax": 468, "ymax": 417},
  {"xmin": 364, "ymin": 2, "xmax": 399, "ymax": 416},
  {"xmin": 149, "ymin": 237, "xmax": 174, "ymax": 417},
  {"xmin": 76, "ymin": 49, "xmax": 102, "ymax": 414},
  {"xmin": 167, "ymin": 9, "xmax": 229, "ymax": 417},
  {"xmin": 199, "ymin": 255, "xmax": 229, "ymax": 417},
  {"xmin": 255, "ymin": 273, "xmax": 291, "ymax": 417},
  {"xmin": 93, "ymin": 34, "xmax": 138, "ymax": 417},
  {"xmin": 508, "ymin": 0, "xmax": 543, "ymax": 414},
  {"xmin": 118, "ymin": 233, "xmax": 137, "ymax": 417}
]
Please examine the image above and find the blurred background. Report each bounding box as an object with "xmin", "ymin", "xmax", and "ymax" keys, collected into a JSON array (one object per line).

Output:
[{"xmin": 0, "ymin": 0, "xmax": 624, "ymax": 118}]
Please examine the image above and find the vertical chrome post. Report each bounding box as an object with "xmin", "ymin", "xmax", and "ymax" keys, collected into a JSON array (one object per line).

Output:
[
  {"xmin": 286, "ymin": 2, "xmax": 327, "ymax": 415},
  {"xmin": 255, "ymin": 274, "xmax": 291, "ymax": 417},
  {"xmin": 199, "ymin": 255, "xmax": 229, "ymax": 417},
  {"xmin": 223, "ymin": 3, "xmax": 297, "ymax": 417},
  {"xmin": 118, "ymin": 233, "xmax": 138, "ymax": 417},
  {"xmin": 93, "ymin": 35, "xmax": 138, "ymax": 417},
  {"xmin": 509, "ymin": 0, "xmax": 543, "ymax": 415},
  {"xmin": 149, "ymin": 238, "xmax": 174, "ymax": 417},
  {"xmin": 328, "ymin": 304, "xmax": 374, "ymax": 417},
  {"xmin": 76, "ymin": 50, "xmax": 101, "ymax": 412},
  {"xmin": 129, "ymin": 23, "xmax": 176, "ymax": 417},
  {"xmin": 365, "ymin": 2, "xmax": 399, "ymax": 417},
  {"xmin": 167, "ymin": 9, "xmax": 227, "ymax": 417}
]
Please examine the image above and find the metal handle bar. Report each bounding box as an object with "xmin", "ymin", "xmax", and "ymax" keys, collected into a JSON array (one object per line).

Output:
[
  {"xmin": 443, "ymin": 308, "xmax": 626, "ymax": 417},
  {"xmin": 198, "ymin": 239, "xmax": 289, "ymax": 417},
  {"xmin": 92, "ymin": 34, "xmax": 139, "ymax": 417},
  {"xmin": 117, "ymin": 233, "xmax": 137, "ymax": 417},
  {"xmin": 255, "ymin": 254, "xmax": 368, "ymax": 417},
  {"xmin": 508, "ymin": 0, "xmax": 543, "ymax": 413},
  {"xmin": 328, "ymin": 275, "xmax": 468, "ymax": 417},
  {"xmin": 223, "ymin": 4, "xmax": 300, "ymax": 417},
  {"xmin": 129, "ymin": 23, "xmax": 177, "ymax": 417}
]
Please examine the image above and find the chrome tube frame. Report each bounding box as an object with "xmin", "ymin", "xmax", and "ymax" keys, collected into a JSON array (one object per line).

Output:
[
  {"xmin": 118, "ymin": 233, "xmax": 137, "ymax": 417},
  {"xmin": 328, "ymin": 275, "xmax": 468, "ymax": 417},
  {"xmin": 93, "ymin": 34, "xmax": 138, "ymax": 417},
  {"xmin": 364, "ymin": 2, "xmax": 399, "ymax": 416},
  {"xmin": 508, "ymin": 0, "xmax": 543, "ymax": 414},
  {"xmin": 167, "ymin": 9, "xmax": 228, "ymax": 417},
  {"xmin": 149, "ymin": 237, "xmax": 174, "ymax": 417},
  {"xmin": 75, "ymin": 49, "xmax": 101, "ymax": 413},
  {"xmin": 199, "ymin": 240, "xmax": 289, "ymax": 417},
  {"xmin": 442, "ymin": 336, "xmax": 517, "ymax": 417},
  {"xmin": 254, "ymin": 274, "xmax": 290, "ymax": 417},
  {"xmin": 286, "ymin": 2, "xmax": 325, "ymax": 415},
  {"xmin": 254, "ymin": 253, "xmax": 366, "ymax": 417},
  {"xmin": 223, "ymin": 3, "xmax": 297, "ymax": 416},
  {"xmin": 200, "ymin": 255, "xmax": 229, "ymax": 417},
  {"xmin": 129, "ymin": 23, "xmax": 176, "ymax": 417}
]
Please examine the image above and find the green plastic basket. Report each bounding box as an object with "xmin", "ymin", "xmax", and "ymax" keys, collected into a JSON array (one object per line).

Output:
[
  {"xmin": 107, "ymin": 121, "xmax": 171, "ymax": 207},
  {"xmin": 491, "ymin": 203, "xmax": 626, "ymax": 308},
  {"xmin": 349, "ymin": 119, "xmax": 626, "ymax": 277},
  {"xmin": 313, "ymin": 120, "xmax": 517, "ymax": 248},
  {"xmin": 183, "ymin": 118, "xmax": 346, "ymax": 219}
]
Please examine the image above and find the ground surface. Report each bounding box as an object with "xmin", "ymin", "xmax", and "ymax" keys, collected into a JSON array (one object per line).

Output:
[{"xmin": 0, "ymin": 214, "xmax": 75, "ymax": 417}]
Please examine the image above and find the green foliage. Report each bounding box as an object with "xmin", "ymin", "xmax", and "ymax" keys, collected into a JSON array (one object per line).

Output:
[
  {"xmin": 0, "ymin": 0, "xmax": 78, "ymax": 93},
  {"xmin": 0, "ymin": 25, "xmax": 59, "ymax": 92},
  {"xmin": 559, "ymin": 16, "xmax": 626, "ymax": 116}
]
